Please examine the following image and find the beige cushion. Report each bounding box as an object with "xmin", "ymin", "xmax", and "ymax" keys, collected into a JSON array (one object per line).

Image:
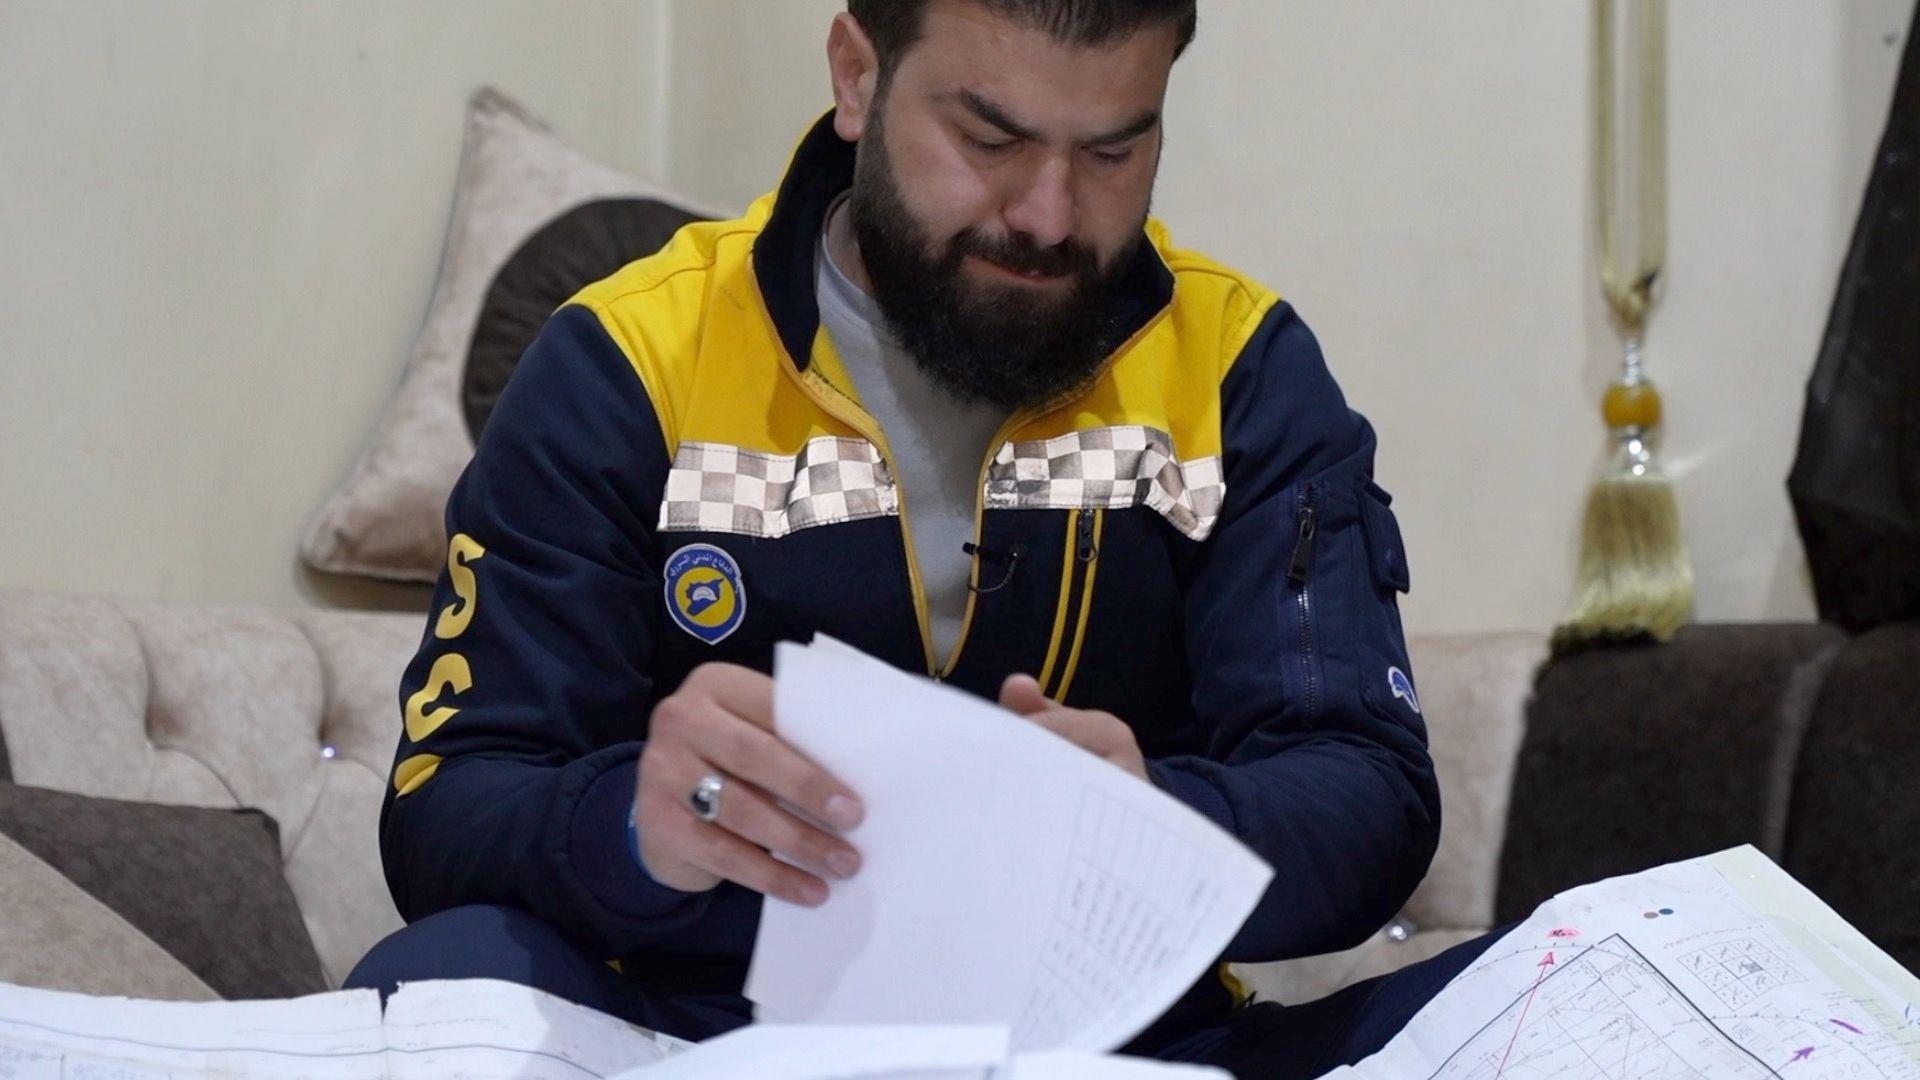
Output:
[
  {"xmin": 300, "ymin": 87, "xmax": 723, "ymax": 583},
  {"xmin": 0, "ymin": 830, "xmax": 217, "ymax": 1001},
  {"xmin": 0, "ymin": 590, "xmax": 420, "ymax": 986},
  {"xmin": 1401, "ymin": 630, "xmax": 1547, "ymax": 931}
]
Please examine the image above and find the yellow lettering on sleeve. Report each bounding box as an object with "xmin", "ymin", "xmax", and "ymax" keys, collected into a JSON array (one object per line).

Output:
[
  {"xmin": 434, "ymin": 534, "xmax": 487, "ymax": 640},
  {"xmin": 392, "ymin": 753, "xmax": 443, "ymax": 796},
  {"xmin": 403, "ymin": 653, "xmax": 473, "ymax": 742}
]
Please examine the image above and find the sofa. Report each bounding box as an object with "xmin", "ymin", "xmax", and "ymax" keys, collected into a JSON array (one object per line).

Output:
[{"xmin": 1, "ymin": 587, "xmax": 1913, "ymax": 1011}]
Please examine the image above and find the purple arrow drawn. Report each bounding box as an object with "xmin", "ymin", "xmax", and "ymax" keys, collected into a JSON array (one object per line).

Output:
[{"xmin": 1782, "ymin": 1047, "xmax": 1815, "ymax": 1066}]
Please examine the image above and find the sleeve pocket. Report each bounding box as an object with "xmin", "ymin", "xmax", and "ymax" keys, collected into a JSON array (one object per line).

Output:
[{"xmin": 1359, "ymin": 481, "xmax": 1411, "ymax": 594}]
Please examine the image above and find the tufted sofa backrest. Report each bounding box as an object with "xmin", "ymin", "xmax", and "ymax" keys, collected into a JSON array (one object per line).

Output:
[{"xmin": 0, "ymin": 591, "xmax": 419, "ymax": 987}]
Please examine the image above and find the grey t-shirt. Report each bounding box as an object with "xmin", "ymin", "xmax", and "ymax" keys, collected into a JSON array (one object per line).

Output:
[{"xmin": 814, "ymin": 211, "xmax": 1006, "ymax": 664}]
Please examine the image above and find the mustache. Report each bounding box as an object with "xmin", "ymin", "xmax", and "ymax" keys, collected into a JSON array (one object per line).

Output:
[{"xmin": 949, "ymin": 228, "xmax": 1097, "ymax": 279}]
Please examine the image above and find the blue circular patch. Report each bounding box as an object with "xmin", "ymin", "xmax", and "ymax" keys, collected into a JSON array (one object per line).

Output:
[{"xmin": 664, "ymin": 543, "xmax": 746, "ymax": 645}]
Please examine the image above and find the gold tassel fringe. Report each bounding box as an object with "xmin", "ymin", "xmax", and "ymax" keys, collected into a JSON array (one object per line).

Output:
[{"xmin": 1557, "ymin": 469, "xmax": 1693, "ymax": 650}]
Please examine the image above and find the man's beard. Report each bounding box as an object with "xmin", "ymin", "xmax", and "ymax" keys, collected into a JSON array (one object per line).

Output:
[{"xmin": 846, "ymin": 115, "xmax": 1144, "ymax": 413}]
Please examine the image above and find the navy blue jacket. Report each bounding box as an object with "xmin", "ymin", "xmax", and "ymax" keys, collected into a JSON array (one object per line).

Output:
[{"xmin": 380, "ymin": 113, "xmax": 1438, "ymax": 1033}]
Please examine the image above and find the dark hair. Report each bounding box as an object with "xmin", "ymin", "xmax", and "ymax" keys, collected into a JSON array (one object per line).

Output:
[{"xmin": 848, "ymin": 0, "xmax": 1198, "ymax": 78}]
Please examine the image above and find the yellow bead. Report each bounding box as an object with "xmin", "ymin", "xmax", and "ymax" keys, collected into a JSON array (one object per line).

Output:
[{"xmin": 1603, "ymin": 381, "xmax": 1662, "ymax": 429}]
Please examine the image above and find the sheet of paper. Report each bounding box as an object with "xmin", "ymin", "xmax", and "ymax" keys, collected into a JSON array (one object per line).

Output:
[
  {"xmin": 745, "ymin": 637, "xmax": 1273, "ymax": 1054},
  {"xmin": 0, "ymin": 1040, "xmax": 64, "ymax": 1080},
  {"xmin": 383, "ymin": 978, "xmax": 667, "ymax": 1078},
  {"xmin": 1327, "ymin": 845, "xmax": 1920, "ymax": 1080},
  {"xmin": 609, "ymin": 1023, "xmax": 1006, "ymax": 1080},
  {"xmin": 0, "ymin": 982, "xmax": 385, "ymax": 1078},
  {"xmin": 997, "ymin": 1049, "xmax": 1231, "ymax": 1079}
]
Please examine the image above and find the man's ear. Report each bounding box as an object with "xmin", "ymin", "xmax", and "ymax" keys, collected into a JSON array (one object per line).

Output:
[{"xmin": 827, "ymin": 11, "xmax": 882, "ymax": 142}]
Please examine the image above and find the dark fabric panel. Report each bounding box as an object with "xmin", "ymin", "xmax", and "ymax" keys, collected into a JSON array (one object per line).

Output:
[
  {"xmin": 1496, "ymin": 623, "xmax": 1847, "ymax": 925},
  {"xmin": 1782, "ymin": 623, "xmax": 1920, "ymax": 973},
  {"xmin": 0, "ymin": 725, "xmax": 10, "ymax": 782},
  {"xmin": 1787, "ymin": 0, "xmax": 1920, "ymax": 631},
  {"xmin": 464, "ymin": 196, "xmax": 709, "ymax": 439},
  {"xmin": 0, "ymin": 783, "xmax": 327, "ymax": 1000}
]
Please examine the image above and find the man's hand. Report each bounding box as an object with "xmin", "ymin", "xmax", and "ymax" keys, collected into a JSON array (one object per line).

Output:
[
  {"xmin": 634, "ymin": 662, "xmax": 864, "ymax": 907},
  {"xmin": 998, "ymin": 674, "xmax": 1149, "ymax": 783}
]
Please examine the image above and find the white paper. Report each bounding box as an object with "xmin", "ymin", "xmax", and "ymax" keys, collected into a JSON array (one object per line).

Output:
[
  {"xmin": 996, "ymin": 1049, "xmax": 1231, "ymax": 1079},
  {"xmin": 745, "ymin": 637, "xmax": 1273, "ymax": 1053},
  {"xmin": 610, "ymin": 1023, "xmax": 1007, "ymax": 1080},
  {"xmin": 608, "ymin": 1024, "xmax": 1235, "ymax": 1080},
  {"xmin": 0, "ymin": 983, "xmax": 385, "ymax": 1078},
  {"xmin": 1329, "ymin": 845, "xmax": 1920, "ymax": 1080},
  {"xmin": 0, "ymin": 1040, "xmax": 63, "ymax": 1080},
  {"xmin": 383, "ymin": 978, "xmax": 666, "ymax": 1078}
]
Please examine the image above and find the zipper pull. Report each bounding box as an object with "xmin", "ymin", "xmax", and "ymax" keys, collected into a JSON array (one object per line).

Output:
[
  {"xmin": 1076, "ymin": 510, "xmax": 1099, "ymax": 563},
  {"xmin": 1288, "ymin": 505, "xmax": 1318, "ymax": 584}
]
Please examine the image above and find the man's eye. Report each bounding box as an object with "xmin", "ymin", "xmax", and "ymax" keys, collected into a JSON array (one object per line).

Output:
[
  {"xmin": 964, "ymin": 134, "xmax": 1016, "ymax": 154},
  {"xmin": 1089, "ymin": 147, "xmax": 1134, "ymax": 166}
]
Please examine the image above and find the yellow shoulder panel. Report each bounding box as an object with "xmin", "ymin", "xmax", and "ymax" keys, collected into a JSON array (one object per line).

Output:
[
  {"xmin": 564, "ymin": 191, "xmax": 860, "ymax": 459},
  {"xmin": 1015, "ymin": 219, "xmax": 1282, "ymax": 462}
]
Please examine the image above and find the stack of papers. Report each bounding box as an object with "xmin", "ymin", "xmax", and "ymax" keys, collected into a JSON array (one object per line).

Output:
[
  {"xmin": 745, "ymin": 637, "xmax": 1275, "ymax": 1051},
  {"xmin": 0, "ymin": 978, "xmax": 666, "ymax": 1078},
  {"xmin": 0, "ymin": 980, "xmax": 1227, "ymax": 1078}
]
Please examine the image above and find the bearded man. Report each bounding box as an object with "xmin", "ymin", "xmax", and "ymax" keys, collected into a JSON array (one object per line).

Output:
[{"xmin": 348, "ymin": 2, "xmax": 1498, "ymax": 1074}]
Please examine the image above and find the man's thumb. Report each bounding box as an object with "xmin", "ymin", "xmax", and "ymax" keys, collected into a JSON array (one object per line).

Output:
[{"xmin": 999, "ymin": 673, "xmax": 1053, "ymax": 716}]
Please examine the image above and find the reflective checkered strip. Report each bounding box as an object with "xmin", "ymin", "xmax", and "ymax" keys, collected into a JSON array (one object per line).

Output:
[
  {"xmin": 659, "ymin": 437, "xmax": 899, "ymax": 537},
  {"xmin": 983, "ymin": 425, "xmax": 1225, "ymax": 541}
]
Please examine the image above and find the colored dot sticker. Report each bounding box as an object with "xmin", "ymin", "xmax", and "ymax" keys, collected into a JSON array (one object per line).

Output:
[
  {"xmin": 1660, "ymin": 908, "xmax": 1674, "ymax": 915},
  {"xmin": 1644, "ymin": 911, "xmax": 1659, "ymax": 919}
]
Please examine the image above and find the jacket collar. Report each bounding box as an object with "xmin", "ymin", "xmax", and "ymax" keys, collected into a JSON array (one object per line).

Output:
[{"xmin": 750, "ymin": 110, "xmax": 1176, "ymax": 372}]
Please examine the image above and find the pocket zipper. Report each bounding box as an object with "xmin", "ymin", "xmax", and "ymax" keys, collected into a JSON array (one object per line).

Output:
[{"xmin": 1288, "ymin": 486, "xmax": 1322, "ymax": 721}]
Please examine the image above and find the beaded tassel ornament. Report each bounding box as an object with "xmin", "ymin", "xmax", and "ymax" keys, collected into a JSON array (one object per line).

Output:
[{"xmin": 1557, "ymin": 0, "xmax": 1693, "ymax": 649}]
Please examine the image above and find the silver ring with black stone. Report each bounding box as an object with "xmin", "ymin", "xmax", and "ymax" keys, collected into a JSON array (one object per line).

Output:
[{"xmin": 688, "ymin": 773, "xmax": 725, "ymax": 823}]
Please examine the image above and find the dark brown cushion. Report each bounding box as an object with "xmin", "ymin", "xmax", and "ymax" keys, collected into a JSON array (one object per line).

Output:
[
  {"xmin": 1496, "ymin": 623, "xmax": 1847, "ymax": 923},
  {"xmin": 0, "ymin": 783, "xmax": 327, "ymax": 1000},
  {"xmin": 1782, "ymin": 624, "xmax": 1920, "ymax": 973}
]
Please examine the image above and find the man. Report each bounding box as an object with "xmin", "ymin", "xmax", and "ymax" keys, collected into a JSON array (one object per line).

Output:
[{"xmin": 348, "ymin": 2, "xmax": 1498, "ymax": 1074}]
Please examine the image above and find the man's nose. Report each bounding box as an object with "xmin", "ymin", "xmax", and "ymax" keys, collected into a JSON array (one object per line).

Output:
[{"xmin": 1001, "ymin": 154, "xmax": 1076, "ymax": 251}]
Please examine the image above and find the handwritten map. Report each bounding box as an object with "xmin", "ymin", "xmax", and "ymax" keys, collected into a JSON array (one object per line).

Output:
[{"xmin": 1329, "ymin": 847, "xmax": 1920, "ymax": 1080}]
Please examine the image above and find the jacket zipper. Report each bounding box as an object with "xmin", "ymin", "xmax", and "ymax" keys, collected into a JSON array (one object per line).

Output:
[
  {"xmin": 1288, "ymin": 484, "xmax": 1322, "ymax": 721},
  {"xmin": 1041, "ymin": 508, "xmax": 1103, "ymax": 700}
]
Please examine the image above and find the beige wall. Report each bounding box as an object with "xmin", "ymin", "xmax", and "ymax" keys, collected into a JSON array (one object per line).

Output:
[
  {"xmin": 0, "ymin": 0, "xmax": 664, "ymax": 610},
  {"xmin": 2, "ymin": 1, "xmax": 1911, "ymax": 635},
  {"xmin": 658, "ymin": 0, "xmax": 1911, "ymax": 635}
]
